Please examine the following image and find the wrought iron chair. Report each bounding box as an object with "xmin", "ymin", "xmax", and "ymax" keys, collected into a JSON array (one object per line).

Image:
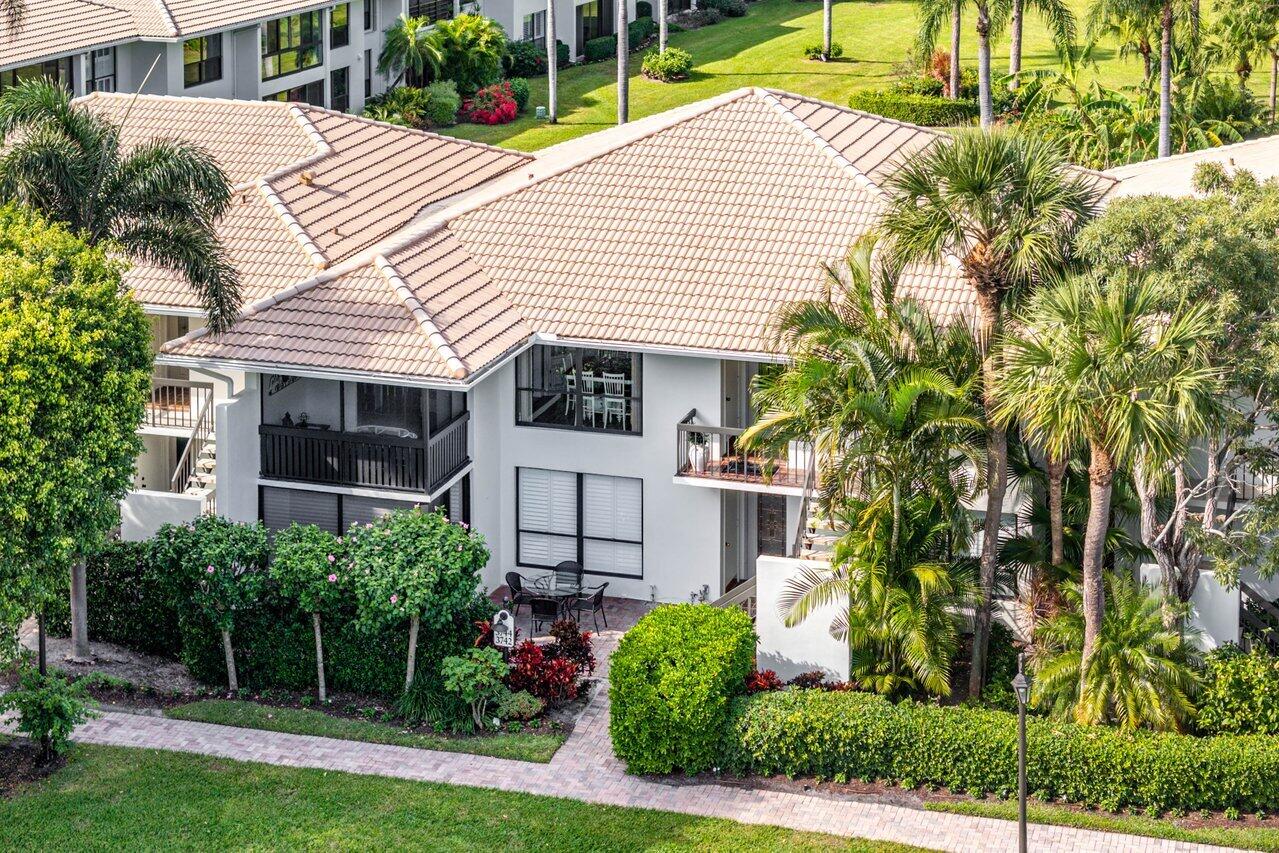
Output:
[
  {"xmin": 553, "ymin": 560, "xmax": 584, "ymax": 592},
  {"xmin": 528, "ymin": 596, "xmax": 561, "ymax": 635},
  {"xmin": 571, "ymin": 582, "xmax": 609, "ymax": 631},
  {"xmin": 506, "ymin": 571, "xmax": 532, "ymax": 617}
]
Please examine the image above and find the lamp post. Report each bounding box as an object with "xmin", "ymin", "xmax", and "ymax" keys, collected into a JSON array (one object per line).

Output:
[{"xmin": 1012, "ymin": 652, "xmax": 1031, "ymax": 853}]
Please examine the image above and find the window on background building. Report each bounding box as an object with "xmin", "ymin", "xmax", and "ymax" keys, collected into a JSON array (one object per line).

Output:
[
  {"xmin": 408, "ymin": 0, "xmax": 454, "ymax": 22},
  {"xmin": 87, "ymin": 48, "xmax": 116, "ymax": 92},
  {"xmin": 183, "ymin": 34, "xmax": 223, "ymax": 87},
  {"xmin": 522, "ymin": 10, "xmax": 546, "ymax": 48},
  {"xmin": 363, "ymin": 48, "xmax": 372, "ymax": 98},
  {"xmin": 262, "ymin": 10, "xmax": 324, "ymax": 80},
  {"xmin": 517, "ymin": 468, "xmax": 643, "ymax": 578},
  {"xmin": 0, "ymin": 57, "xmax": 73, "ymax": 94},
  {"xmin": 331, "ymin": 3, "xmax": 351, "ymax": 48},
  {"xmin": 261, "ymin": 479, "xmax": 469, "ymax": 533},
  {"xmin": 263, "ymin": 78, "xmax": 325, "ymax": 105},
  {"xmin": 515, "ymin": 344, "xmax": 642, "ymax": 434},
  {"xmin": 330, "ymin": 66, "xmax": 349, "ymax": 111},
  {"xmin": 363, "ymin": 0, "xmax": 375, "ymax": 31}
]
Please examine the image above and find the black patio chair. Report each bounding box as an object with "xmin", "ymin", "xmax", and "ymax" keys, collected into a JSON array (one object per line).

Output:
[
  {"xmin": 529, "ymin": 596, "xmax": 561, "ymax": 635},
  {"xmin": 506, "ymin": 571, "xmax": 533, "ymax": 617},
  {"xmin": 553, "ymin": 560, "xmax": 584, "ymax": 592},
  {"xmin": 571, "ymin": 582, "xmax": 609, "ymax": 631}
]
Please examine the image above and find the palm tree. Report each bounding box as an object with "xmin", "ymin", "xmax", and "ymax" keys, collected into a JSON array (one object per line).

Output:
[
  {"xmin": 823, "ymin": 0, "xmax": 834, "ymax": 61},
  {"xmin": 881, "ymin": 130, "xmax": 1101, "ymax": 698},
  {"xmin": 1031, "ymin": 573, "xmax": 1200, "ymax": 731},
  {"xmin": 547, "ymin": 0, "xmax": 558, "ymax": 122},
  {"xmin": 1008, "ymin": 0, "xmax": 1078, "ymax": 88},
  {"xmin": 916, "ymin": 0, "xmax": 963, "ymax": 99},
  {"xmin": 0, "ymin": 80, "xmax": 240, "ymax": 332},
  {"xmin": 1086, "ymin": 0, "xmax": 1161, "ymax": 81},
  {"xmin": 659, "ymin": 0, "xmax": 668, "ymax": 52},
  {"xmin": 2, "ymin": 0, "xmax": 23, "ymax": 32},
  {"xmin": 998, "ymin": 273, "xmax": 1218, "ymax": 679},
  {"xmin": 377, "ymin": 14, "xmax": 444, "ymax": 88},
  {"xmin": 617, "ymin": 0, "xmax": 630, "ymax": 123},
  {"xmin": 1158, "ymin": 0, "xmax": 1176, "ymax": 155}
]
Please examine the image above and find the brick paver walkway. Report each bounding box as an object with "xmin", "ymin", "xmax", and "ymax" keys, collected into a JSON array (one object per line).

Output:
[{"xmin": 36, "ymin": 630, "xmax": 1228, "ymax": 852}]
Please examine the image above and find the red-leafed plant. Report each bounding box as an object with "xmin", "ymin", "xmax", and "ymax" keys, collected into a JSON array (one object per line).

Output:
[
  {"xmin": 745, "ymin": 669, "xmax": 784, "ymax": 693},
  {"xmin": 549, "ymin": 619, "xmax": 596, "ymax": 675},
  {"xmin": 474, "ymin": 617, "xmax": 521, "ymax": 650},
  {"xmin": 507, "ymin": 640, "xmax": 583, "ymax": 703},
  {"xmin": 786, "ymin": 670, "xmax": 827, "ymax": 690},
  {"xmin": 462, "ymin": 81, "xmax": 519, "ymax": 125}
]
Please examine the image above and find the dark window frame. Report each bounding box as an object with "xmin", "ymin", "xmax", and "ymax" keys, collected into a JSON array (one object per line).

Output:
[
  {"xmin": 259, "ymin": 476, "xmax": 470, "ymax": 534},
  {"xmin": 330, "ymin": 3, "xmax": 351, "ymax": 48},
  {"xmin": 330, "ymin": 66, "xmax": 350, "ymax": 112},
  {"xmin": 515, "ymin": 467, "xmax": 644, "ymax": 580},
  {"xmin": 87, "ymin": 47, "xmax": 116, "ymax": 92},
  {"xmin": 183, "ymin": 34, "xmax": 223, "ymax": 88},
  {"xmin": 515, "ymin": 345, "xmax": 643, "ymax": 436},
  {"xmin": 264, "ymin": 78, "xmax": 326, "ymax": 105},
  {"xmin": 0, "ymin": 57, "xmax": 74, "ymax": 94},
  {"xmin": 261, "ymin": 10, "xmax": 325, "ymax": 81},
  {"xmin": 363, "ymin": 48, "xmax": 373, "ymax": 98},
  {"xmin": 363, "ymin": 0, "xmax": 375, "ymax": 30}
]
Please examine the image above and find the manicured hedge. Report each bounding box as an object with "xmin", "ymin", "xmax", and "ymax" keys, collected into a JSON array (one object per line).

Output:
[
  {"xmin": 637, "ymin": 0, "xmax": 652, "ymax": 17},
  {"xmin": 1197, "ymin": 646, "xmax": 1279, "ymax": 736},
  {"xmin": 846, "ymin": 91, "xmax": 979, "ymax": 127},
  {"xmin": 83, "ymin": 541, "xmax": 182, "ymax": 656},
  {"xmin": 583, "ymin": 19, "xmax": 658, "ymax": 63},
  {"xmin": 609, "ymin": 604, "xmax": 755, "ymax": 775},
  {"xmin": 723, "ymin": 689, "xmax": 1279, "ymax": 813}
]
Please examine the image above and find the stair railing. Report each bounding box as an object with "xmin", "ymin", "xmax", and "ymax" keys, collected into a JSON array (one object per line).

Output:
[
  {"xmin": 170, "ymin": 392, "xmax": 214, "ymax": 495},
  {"xmin": 790, "ymin": 455, "xmax": 818, "ymax": 558}
]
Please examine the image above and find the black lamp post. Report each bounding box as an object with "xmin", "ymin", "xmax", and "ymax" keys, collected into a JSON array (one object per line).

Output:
[{"xmin": 1012, "ymin": 652, "xmax": 1031, "ymax": 853}]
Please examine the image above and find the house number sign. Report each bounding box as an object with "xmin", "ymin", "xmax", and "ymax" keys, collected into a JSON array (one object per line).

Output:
[{"xmin": 492, "ymin": 609, "xmax": 515, "ymax": 649}]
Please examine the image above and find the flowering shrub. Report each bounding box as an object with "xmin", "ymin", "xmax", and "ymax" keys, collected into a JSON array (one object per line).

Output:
[
  {"xmin": 745, "ymin": 669, "xmax": 783, "ymax": 693},
  {"xmin": 462, "ymin": 81, "xmax": 519, "ymax": 125},
  {"xmin": 269, "ymin": 523, "xmax": 346, "ymax": 700}
]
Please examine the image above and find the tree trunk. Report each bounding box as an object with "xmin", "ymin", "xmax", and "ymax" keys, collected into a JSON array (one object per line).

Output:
[
  {"xmin": 221, "ymin": 628, "xmax": 238, "ymax": 693},
  {"xmin": 312, "ymin": 611, "xmax": 327, "ymax": 703},
  {"xmin": 658, "ymin": 0, "xmax": 667, "ymax": 52},
  {"xmin": 547, "ymin": 0, "xmax": 558, "ymax": 122},
  {"xmin": 822, "ymin": 0, "xmax": 832, "ymax": 60},
  {"xmin": 1141, "ymin": 42, "xmax": 1152, "ymax": 81},
  {"xmin": 1007, "ymin": 0, "xmax": 1023, "ymax": 88},
  {"xmin": 69, "ymin": 559, "xmax": 90, "ymax": 661},
  {"xmin": 976, "ymin": 5, "xmax": 993, "ymax": 127},
  {"xmin": 405, "ymin": 612, "xmax": 420, "ymax": 690},
  {"xmin": 1080, "ymin": 442, "xmax": 1114, "ymax": 682},
  {"xmin": 1158, "ymin": 0, "xmax": 1173, "ymax": 158},
  {"xmin": 617, "ymin": 0, "xmax": 629, "ymax": 125},
  {"xmin": 1270, "ymin": 51, "xmax": 1277, "ymax": 124},
  {"xmin": 950, "ymin": 2, "xmax": 962, "ymax": 99},
  {"xmin": 1046, "ymin": 452, "xmax": 1066, "ymax": 568},
  {"xmin": 37, "ymin": 609, "xmax": 47, "ymax": 676}
]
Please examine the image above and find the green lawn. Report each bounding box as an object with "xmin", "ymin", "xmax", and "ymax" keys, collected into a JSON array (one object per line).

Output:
[
  {"xmin": 928, "ymin": 799, "xmax": 1279, "ymax": 852},
  {"xmin": 166, "ymin": 699, "xmax": 565, "ymax": 763},
  {"xmin": 0, "ymin": 744, "xmax": 929, "ymax": 851},
  {"xmin": 445, "ymin": 0, "xmax": 1245, "ymax": 151}
]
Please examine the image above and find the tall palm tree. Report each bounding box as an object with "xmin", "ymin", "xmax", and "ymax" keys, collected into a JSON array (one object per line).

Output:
[
  {"xmin": 881, "ymin": 129, "xmax": 1102, "ymax": 698},
  {"xmin": 2, "ymin": 0, "xmax": 23, "ymax": 32},
  {"xmin": 659, "ymin": 0, "xmax": 668, "ymax": 52},
  {"xmin": 998, "ymin": 273, "xmax": 1218, "ymax": 679},
  {"xmin": 823, "ymin": 0, "xmax": 834, "ymax": 61},
  {"xmin": 1008, "ymin": 0, "xmax": 1077, "ymax": 87},
  {"xmin": 0, "ymin": 80, "xmax": 240, "ymax": 332},
  {"xmin": 1031, "ymin": 573, "xmax": 1200, "ymax": 731},
  {"xmin": 547, "ymin": 0, "xmax": 558, "ymax": 122},
  {"xmin": 1086, "ymin": 0, "xmax": 1162, "ymax": 82},
  {"xmin": 617, "ymin": 0, "xmax": 630, "ymax": 123},
  {"xmin": 377, "ymin": 14, "xmax": 444, "ymax": 88},
  {"xmin": 916, "ymin": 0, "xmax": 963, "ymax": 99},
  {"xmin": 1158, "ymin": 0, "xmax": 1176, "ymax": 155}
]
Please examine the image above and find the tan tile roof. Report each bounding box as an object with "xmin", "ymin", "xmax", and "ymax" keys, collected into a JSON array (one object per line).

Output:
[
  {"xmin": 164, "ymin": 88, "xmax": 978, "ymax": 383},
  {"xmin": 1103, "ymin": 133, "xmax": 1279, "ymax": 199},
  {"xmin": 156, "ymin": 0, "xmax": 331, "ymax": 37},
  {"xmin": 77, "ymin": 93, "xmax": 531, "ymax": 310},
  {"xmin": 0, "ymin": 0, "xmax": 141, "ymax": 69}
]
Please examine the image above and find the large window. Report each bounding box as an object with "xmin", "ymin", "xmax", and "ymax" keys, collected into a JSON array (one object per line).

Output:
[
  {"xmin": 330, "ymin": 66, "xmax": 350, "ymax": 112},
  {"xmin": 522, "ymin": 10, "xmax": 546, "ymax": 48},
  {"xmin": 0, "ymin": 58, "xmax": 73, "ymax": 94},
  {"xmin": 516, "ymin": 345, "xmax": 641, "ymax": 433},
  {"xmin": 262, "ymin": 10, "xmax": 324, "ymax": 80},
  {"xmin": 330, "ymin": 3, "xmax": 351, "ymax": 47},
  {"xmin": 517, "ymin": 468, "xmax": 642, "ymax": 578},
  {"xmin": 262, "ymin": 478, "xmax": 469, "ymax": 534},
  {"xmin": 409, "ymin": 0, "xmax": 454, "ymax": 21},
  {"xmin": 87, "ymin": 48, "xmax": 116, "ymax": 92},
  {"xmin": 264, "ymin": 79, "xmax": 325, "ymax": 105},
  {"xmin": 363, "ymin": 0, "xmax": 376, "ymax": 31},
  {"xmin": 183, "ymin": 35, "xmax": 223, "ymax": 88}
]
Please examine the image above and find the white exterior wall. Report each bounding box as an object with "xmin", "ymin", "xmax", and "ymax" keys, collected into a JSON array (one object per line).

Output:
[
  {"xmin": 215, "ymin": 375, "xmax": 263, "ymax": 524},
  {"xmin": 120, "ymin": 490, "xmax": 205, "ymax": 540},
  {"xmin": 469, "ymin": 352, "xmax": 723, "ymax": 603},
  {"xmin": 755, "ymin": 555, "xmax": 848, "ymax": 681}
]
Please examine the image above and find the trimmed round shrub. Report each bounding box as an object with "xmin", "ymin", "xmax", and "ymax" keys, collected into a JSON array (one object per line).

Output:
[
  {"xmin": 641, "ymin": 47, "xmax": 693, "ymax": 82},
  {"xmin": 803, "ymin": 41, "xmax": 843, "ymax": 60},
  {"xmin": 670, "ymin": 8, "xmax": 723, "ymax": 28},
  {"xmin": 507, "ymin": 77, "xmax": 530, "ymax": 112},
  {"xmin": 423, "ymin": 81, "xmax": 461, "ymax": 127},
  {"xmin": 724, "ymin": 689, "xmax": 1279, "ymax": 813},
  {"xmin": 609, "ymin": 604, "xmax": 756, "ymax": 775},
  {"xmin": 462, "ymin": 81, "xmax": 520, "ymax": 125},
  {"xmin": 846, "ymin": 91, "xmax": 979, "ymax": 126},
  {"xmin": 629, "ymin": 16, "xmax": 658, "ymax": 47},
  {"xmin": 701, "ymin": 0, "xmax": 748, "ymax": 16},
  {"xmin": 584, "ymin": 34, "xmax": 616, "ymax": 63},
  {"xmin": 506, "ymin": 39, "xmax": 548, "ymax": 77}
]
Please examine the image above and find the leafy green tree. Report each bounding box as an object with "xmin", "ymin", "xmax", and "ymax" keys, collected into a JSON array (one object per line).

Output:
[
  {"xmin": 173, "ymin": 516, "xmax": 270, "ymax": 692},
  {"xmin": 1031, "ymin": 573, "xmax": 1200, "ymax": 731},
  {"xmin": 0, "ymin": 204, "xmax": 151, "ymax": 670},
  {"xmin": 1086, "ymin": 0, "xmax": 1162, "ymax": 80},
  {"xmin": 378, "ymin": 14, "xmax": 444, "ymax": 88},
  {"xmin": 881, "ymin": 130, "xmax": 1101, "ymax": 698},
  {"xmin": 432, "ymin": 14, "xmax": 509, "ymax": 95},
  {"xmin": 441, "ymin": 646, "xmax": 510, "ymax": 729},
  {"xmin": 348, "ymin": 508, "xmax": 490, "ymax": 691},
  {"xmin": 0, "ymin": 668, "xmax": 95, "ymax": 760},
  {"xmin": 0, "ymin": 79, "xmax": 240, "ymax": 333},
  {"xmin": 270, "ymin": 524, "xmax": 346, "ymax": 702},
  {"xmin": 997, "ymin": 274, "xmax": 1218, "ymax": 678}
]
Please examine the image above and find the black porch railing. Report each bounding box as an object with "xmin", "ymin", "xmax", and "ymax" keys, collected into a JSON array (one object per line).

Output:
[
  {"xmin": 260, "ymin": 412, "xmax": 469, "ymax": 494},
  {"xmin": 145, "ymin": 378, "xmax": 213, "ymax": 431},
  {"xmin": 675, "ymin": 410, "xmax": 811, "ymax": 490}
]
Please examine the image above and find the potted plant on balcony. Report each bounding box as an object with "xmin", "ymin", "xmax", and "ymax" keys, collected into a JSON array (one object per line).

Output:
[
  {"xmin": 687, "ymin": 431, "xmax": 709, "ymax": 474},
  {"xmin": 760, "ymin": 456, "xmax": 778, "ymax": 486}
]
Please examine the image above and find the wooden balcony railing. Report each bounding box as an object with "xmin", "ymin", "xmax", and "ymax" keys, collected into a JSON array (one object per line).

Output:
[
  {"xmin": 144, "ymin": 378, "xmax": 213, "ymax": 431},
  {"xmin": 674, "ymin": 410, "xmax": 811, "ymax": 490},
  {"xmin": 259, "ymin": 412, "xmax": 470, "ymax": 495}
]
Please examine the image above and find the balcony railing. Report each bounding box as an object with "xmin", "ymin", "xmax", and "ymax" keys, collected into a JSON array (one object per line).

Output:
[
  {"xmin": 675, "ymin": 410, "xmax": 811, "ymax": 491},
  {"xmin": 259, "ymin": 412, "xmax": 470, "ymax": 494},
  {"xmin": 144, "ymin": 378, "xmax": 213, "ymax": 431}
]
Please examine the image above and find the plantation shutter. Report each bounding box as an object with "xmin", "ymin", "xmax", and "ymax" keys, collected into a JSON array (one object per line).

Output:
[
  {"xmin": 342, "ymin": 495, "xmax": 419, "ymax": 529},
  {"xmin": 261, "ymin": 487, "xmax": 339, "ymax": 534},
  {"xmin": 582, "ymin": 474, "xmax": 642, "ymax": 578},
  {"xmin": 518, "ymin": 467, "xmax": 578, "ymax": 566}
]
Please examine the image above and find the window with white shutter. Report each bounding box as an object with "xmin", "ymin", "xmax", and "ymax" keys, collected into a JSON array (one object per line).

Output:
[{"xmin": 517, "ymin": 468, "xmax": 643, "ymax": 578}]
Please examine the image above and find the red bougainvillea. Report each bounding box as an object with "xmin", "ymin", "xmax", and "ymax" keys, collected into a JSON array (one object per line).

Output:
[{"xmin": 462, "ymin": 81, "xmax": 518, "ymax": 125}]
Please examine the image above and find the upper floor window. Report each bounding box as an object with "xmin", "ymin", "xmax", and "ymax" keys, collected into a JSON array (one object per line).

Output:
[
  {"xmin": 264, "ymin": 78, "xmax": 325, "ymax": 106},
  {"xmin": 516, "ymin": 345, "xmax": 641, "ymax": 434},
  {"xmin": 262, "ymin": 10, "xmax": 324, "ymax": 80},
  {"xmin": 0, "ymin": 57, "xmax": 73, "ymax": 95},
  {"xmin": 331, "ymin": 3, "xmax": 351, "ymax": 48},
  {"xmin": 409, "ymin": 0, "xmax": 454, "ymax": 22},
  {"xmin": 522, "ymin": 10, "xmax": 546, "ymax": 48},
  {"xmin": 87, "ymin": 48, "xmax": 116, "ymax": 93},
  {"xmin": 330, "ymin": 66, "xmax": 350, "ymax": 112},
  {"xmin": 183, "ymin": 35, "xmax": 223, "ymax": 88},
  {"xmin": 363, "ymin": 0, "xmax": 376, "ymax": 31}
]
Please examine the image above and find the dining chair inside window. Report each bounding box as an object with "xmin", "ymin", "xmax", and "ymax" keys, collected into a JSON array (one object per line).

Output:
[{"xmin": 601, "ymin": 372, "xmax": 627, "ymax": 429}]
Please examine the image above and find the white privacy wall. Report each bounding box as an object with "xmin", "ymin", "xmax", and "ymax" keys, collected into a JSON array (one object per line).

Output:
[
  {"xmin": 469, "ymin": 352, "xmax": 723, "ymax": 603},
  {"xmin": 755, "ymin": 555, "xmax": 849, "ymax": 681}
]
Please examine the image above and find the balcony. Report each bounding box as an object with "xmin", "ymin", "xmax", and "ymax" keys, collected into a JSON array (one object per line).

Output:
[
  {"xmin": 259, "ymin": 411, "xmax": 470, "ymax": 495},
  {"xmin": 674, "ymin": 411, "xmax": 812, "ymax": 495},
  {"xmin": 143, "ymin": 378, "xmax": 213, "ymax": 432}
]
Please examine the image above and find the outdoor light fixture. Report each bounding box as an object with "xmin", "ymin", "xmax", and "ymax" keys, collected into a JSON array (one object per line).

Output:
[{"xmin": 1012, "ymin": 652, "xmax": 1031, "ymax": 853}]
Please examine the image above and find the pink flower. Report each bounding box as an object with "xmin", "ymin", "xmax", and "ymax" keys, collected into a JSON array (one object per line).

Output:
[
  {"xmin": 327, "ymin": 574, "xmax": 337, "ymax": 583},
  {"xmin": 460, "ymin": 522, "xmax": 470, "ymax": 530},
  {"xmin": 390, "ymin": 594, "xmax": 399, "ymax": 604},
  {"xmin": 327, "ymin": 554, "xmax": 336, "ymax": 563},
  {"xmin": 206, "ymin": 565, "xmax": 215, "ymax": 574}
]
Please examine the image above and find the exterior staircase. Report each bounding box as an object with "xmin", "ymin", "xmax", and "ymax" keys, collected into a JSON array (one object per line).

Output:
[
  {"xmin": 187, "ymin": 435, "xmax": 216, "ymax": 500},
  {"xmin": 797, "ymin": 506, "xmax": 838, "ymax": 561}
]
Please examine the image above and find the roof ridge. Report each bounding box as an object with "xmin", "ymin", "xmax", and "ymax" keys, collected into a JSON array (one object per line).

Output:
[
  {"xmin": 373, "ymin": 255, "xmax": 468, "ymax": 379},
  {"xmin": 754, "ymin": 88, "xmax": 888, "ymax": 199},
  {"xmin": 297, "ymin": 104, "xmax": 535, "ymax": 161},
  {"xmin": 256, "ymin": 179, "xmax": 330, "ymax": 269},
  {"xmin": 1103, "ymin": 131, "xmax": 1279, "ymax": 176},
  {"xmin": 139, "ymin": 0, "xmax": 178, "ymax": 36}
]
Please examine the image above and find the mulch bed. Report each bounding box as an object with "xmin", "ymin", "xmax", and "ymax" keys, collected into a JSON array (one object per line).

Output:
[{"xmin": 0, "ymin": 739, "xmax": 64, "ymax": 799}]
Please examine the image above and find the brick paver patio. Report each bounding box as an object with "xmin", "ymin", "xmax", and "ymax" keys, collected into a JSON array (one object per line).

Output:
[{"xmin": 19, "ymin": 626, "xmax": 1230, "ymax": 852}]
